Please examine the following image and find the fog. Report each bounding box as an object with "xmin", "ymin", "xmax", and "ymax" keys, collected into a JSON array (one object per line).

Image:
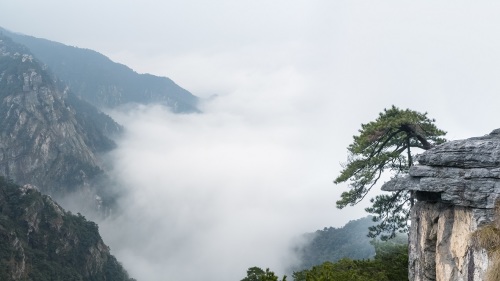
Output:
[
  {"xmin": 4, "ymin": 1, "xmax": 500, "ymax": 280},
  {"xmin": 89, "ymin": 2, "xmax": 500, "ymax": 279},
  {"xmin": 98, "ymin": 86, "xmax": 370, "ymax": 280}
]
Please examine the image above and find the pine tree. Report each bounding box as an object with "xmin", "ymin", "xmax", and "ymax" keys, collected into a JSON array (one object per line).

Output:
[
  {"xmin": 334, "ymin": 105, "xmax": 446, "ymax": 239},
  {"xmin": 241, "ymin": 267, "xmax": 287, "ymax": 281}
]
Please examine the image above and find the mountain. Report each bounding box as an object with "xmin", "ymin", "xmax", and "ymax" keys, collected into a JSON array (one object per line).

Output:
[
  {"xmin": 0, "ymin": 176, "xmax": 135, "ymax": 281},
  {"xmin": 293, "ymin": 217, "xmax": 377, "ymax": 270},
  {"xmin": 0, "ymin": 33, "xmax": 119, "ymax": 201},
  {"xmin": 0, "ymin": 27, "xmax": 199, "ymax": 113}
]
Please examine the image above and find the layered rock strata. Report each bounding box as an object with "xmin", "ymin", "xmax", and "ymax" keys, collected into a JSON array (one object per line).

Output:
[{"xmin": 382, "ymin": 129, "xmax": 500, "ymax": 281}]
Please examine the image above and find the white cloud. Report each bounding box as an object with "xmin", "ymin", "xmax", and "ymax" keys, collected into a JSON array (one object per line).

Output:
[
  {"xmin": 4, "ymin": 1, "xmax": 500, "ymax": 280},
  {"xmin": 98, "ymin": 98, "xmax": 361, "ymax": 281}
]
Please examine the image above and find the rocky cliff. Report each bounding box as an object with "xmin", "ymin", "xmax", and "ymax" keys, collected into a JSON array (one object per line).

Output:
[
  {"xmin": 382, "ymin": 129, "xmax": 500, "ymax": 280},
  {"xmin": 0, "ymin": 34, "xmax": 120, "ymax": 203},
  {"xmin": 0, "ymin": 176, "xmax": 135, "ymax": 280},
  {"xmin": 0, "ymin": 34, "xmax": 137, "ymax": 280},
  {"xmin": 0, "ymin": 27, "xmax": 199, "ymax": 113}
]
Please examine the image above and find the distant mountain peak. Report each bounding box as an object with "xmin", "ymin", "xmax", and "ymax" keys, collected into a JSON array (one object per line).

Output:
[
  {"xmin": 0, "ymin": 32, "xmax": 119, "ymax": 199},
  {"xmin": 1, "ymin": 26, "xmax": 199, "ymax": 113}
]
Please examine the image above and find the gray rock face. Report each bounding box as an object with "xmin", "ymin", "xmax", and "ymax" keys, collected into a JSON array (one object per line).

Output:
[
  {"xmin": 0, "ymin": 35, "xmax": 119, "ymax": 198},
  {"xmin": 382, "ymin": 130, "xmax": 500, "ymax": 280},
  {"xmin": 383, "ymin": 130, "xmax": 500, "ymax": 211},
  {"xmin": 1, "ymin": 27, "xmax": 199, "ymax": 113},
  {"xmin": 416, "ymin": 131, "xmax": 500, "ymax": 168},
  {"xmin": 408, "ymin": 202, "xmax": 489, "ymax": 281}
]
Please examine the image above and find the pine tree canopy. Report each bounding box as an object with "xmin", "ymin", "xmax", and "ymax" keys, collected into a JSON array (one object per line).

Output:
[
  {"xmin": 241, "ymin": 267, "xmax": 287, "ymax": 281},
  {"xmin": 334, "ymin": 105, "xmax": 446, "ymax": 239}
]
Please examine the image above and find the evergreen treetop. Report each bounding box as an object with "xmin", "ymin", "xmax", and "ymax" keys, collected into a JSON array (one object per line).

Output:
[{"xmin": 334, "ymin": 105, "xmax": 446, "ymax": 239}]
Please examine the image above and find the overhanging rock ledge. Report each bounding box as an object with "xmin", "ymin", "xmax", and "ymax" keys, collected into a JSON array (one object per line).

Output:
[{"xmin": 381, "ymin": 129, "xmax": 500, "ymax": 281}]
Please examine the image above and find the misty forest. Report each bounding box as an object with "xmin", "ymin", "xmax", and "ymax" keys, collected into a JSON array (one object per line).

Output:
[
  {"xmin": 0, "ymin": 25, "xmax": 415, "ymax": 281},
  {"xmin": 2, "ymin": 2, "xmax": 500, "ymax": 281}
]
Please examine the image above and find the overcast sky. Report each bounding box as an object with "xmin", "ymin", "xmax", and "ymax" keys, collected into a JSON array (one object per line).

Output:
[{"xmin": 2, "ymin": 1, "xmax": 500, "ymax": 280}]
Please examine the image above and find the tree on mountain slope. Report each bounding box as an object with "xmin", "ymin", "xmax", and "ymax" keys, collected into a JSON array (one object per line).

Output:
[
  {"xmin": 292, "ymin": 239, "xmax": 408, "ymax": 281},
  {"xmin": 241, "ymin": 267, "xmax": 287, "ymax": 281},
  {"xmin": 334, "ymin": 105, "xmax": 446, "ymax": 239}
]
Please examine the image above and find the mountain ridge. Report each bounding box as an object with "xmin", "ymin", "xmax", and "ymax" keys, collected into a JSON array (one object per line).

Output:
[
  {"xmin": 0, "ymin": 33, "xmax": 119, "ymax": 202},
  {"xmin": 293, "ymin": 216, "xmax": 377, "ymax": 271},
  {"xmin": 0, "ymin": 27, "xmax": 199, "ymax": 113}
]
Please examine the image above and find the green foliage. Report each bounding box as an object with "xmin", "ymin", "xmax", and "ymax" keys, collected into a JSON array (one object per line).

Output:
[
  {"xmin": 0, "ymin": 176, "xmax": 135, "ymax": 280},
  {"xmin": 294, "ymin": 217, "xmax": 376, "ymax": 271},
  {"xmin": 334, "ymin": 105, "xmax": 446, "ymax": 239},
  {"xmin": 294, "ymin": 259, "xmax": 388, "ymax": 281},
  {"xmin": 292, "ymin": 239, "xmax": 408, "ymax": 281},
  {"xmin": 241, "ymin": 267, "xmax": 287, "ymax": 281},
  {"xmin": 371, "ymin": 239, "xmax": 409, "ymax": 281}
]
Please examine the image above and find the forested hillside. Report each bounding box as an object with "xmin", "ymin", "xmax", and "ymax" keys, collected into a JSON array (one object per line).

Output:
[
  {"xmin": 292, "ymin": 241, "xmax": 408, "ymax": 281},
  {"xmin": 0, "ymin": 27, "xmax": 199, "ymax": 113},
  {"xmin": 247, "ymin": 216, "xmax": 409, "ymax": 280},
  {"xmin": 0, "ymin": 177, "xmax": 136, "ymax": 280},
  {"xmin": 241, "ymin": 223, "xmax": 409, "ymax": 281},
  {"xmin": 294, "ymin": 216, "xmax": 377, "ymax": 270}
]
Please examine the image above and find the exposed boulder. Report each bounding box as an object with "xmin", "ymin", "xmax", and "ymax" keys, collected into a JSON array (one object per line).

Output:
[{"xmin": 381, "ymin": 129, "xmax": 500, "ymax": 280}]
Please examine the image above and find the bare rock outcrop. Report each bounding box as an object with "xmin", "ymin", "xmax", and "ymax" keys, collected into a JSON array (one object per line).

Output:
[
  {"xmin": 0, "ymin": 34, "xmax": 120, "ymax": 201},
  {"xmin": 382, "ymin": 129, "xmax": 500, "ymax": 281}
]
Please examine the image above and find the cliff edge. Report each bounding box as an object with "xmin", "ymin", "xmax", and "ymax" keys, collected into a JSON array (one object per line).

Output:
[{"xmin": 382, "ymin": 129, "xmax": 500, "ymax": 280}]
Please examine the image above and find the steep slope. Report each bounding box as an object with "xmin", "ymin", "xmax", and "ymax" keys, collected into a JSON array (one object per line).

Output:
[
  {"xmin": 294, "ymin": 217, "xmax": 377, "ymax": 270},
  {"xmin": 0, "ymin": 176, "xmax": 135, "ymax": 281},
  {"xmin": 0, "ymin": 34, "xmax": 119, "ymax": 197},
  {"xmin": 0, "ymin": 27, "xmax": 199, "ymax": 113}
]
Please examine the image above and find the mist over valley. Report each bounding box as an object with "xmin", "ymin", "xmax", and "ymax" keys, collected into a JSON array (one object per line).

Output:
[{"xmin": 2, "ymin": 1, "xmax": 500, "ymax": 280}]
